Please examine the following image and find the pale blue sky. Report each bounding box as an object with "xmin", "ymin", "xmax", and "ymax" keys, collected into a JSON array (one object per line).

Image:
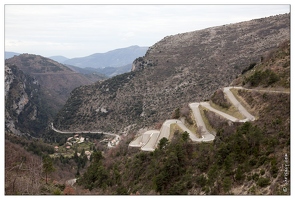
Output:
[{"xmin": 5, "ymin": 4, "xmax": 290, "ymax": 58}]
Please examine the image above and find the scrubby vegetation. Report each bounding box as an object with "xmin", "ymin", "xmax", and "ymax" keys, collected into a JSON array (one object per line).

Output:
[
  {"xmin": 233, "ymin": 40, "xmax": 290, "ymax": 89},
  {"xmin": 246, "ymin": 69, "xmax": 279, "ymax": 87},
  {"xmin": 76, "ymin": 114, "xmax": 289, "ymax": 194},
  {"xmin": 74, "ymin": 83, "xmax": 290, "ymax": 194},
  {"xmin": 54, "ymin": 14, "xmax": 289, "ymax": 133},
  {"xmin": 73, "ymin": 39, "xmax": 290, "ymax": 194},
  {"xmin": 5, "ymin": 16, "xmax": 290, "ymax": 195},
  {"xmin": 211, "ymin": 89, "xmax": 231, "ymax": 109}
]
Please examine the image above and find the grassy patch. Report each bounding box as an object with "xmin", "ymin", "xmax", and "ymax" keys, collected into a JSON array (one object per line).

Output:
[
  {"xmin": 183, "ymin": 113, "xmax": 201, "ymax": 138},
  {"xmin": 209, "ymin": 100, "xmax": 245, "ymax": 120},
  {"xmin": 199, "ymin": 106, "xmax": 215, "ymax": 134},
  {"xmin": 170, "ymin": 124, "xmax": 182, "ymax": 140},
  {"xmin": 229, "ymin": 88, "xmax": 256, "ymax": 117},
  {"xmin": 76, "ymin": 142, "xmax": 92, "ymax": 152}
]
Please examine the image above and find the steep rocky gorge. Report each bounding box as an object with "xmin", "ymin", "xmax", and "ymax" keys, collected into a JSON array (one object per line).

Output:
[
  {"xmin": 5, "ymin": 64, "xmax": 50, "ymax": 136},
  {"xmin": 5, "ymin": 54, "xmax": 98, "ymax": 113}
]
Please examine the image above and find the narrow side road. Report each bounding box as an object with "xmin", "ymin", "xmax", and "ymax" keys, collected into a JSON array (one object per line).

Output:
[{"xmin": 51, "ymin": 123, "xmax": 121, "ymax": 147}]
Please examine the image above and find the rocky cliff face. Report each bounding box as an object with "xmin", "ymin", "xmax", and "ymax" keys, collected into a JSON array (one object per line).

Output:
[
  {"xmin": 54, "ymin": 14, "xmax": 290, "ymax": 133},
  {"xmin": 5, "ymin": 64, "xmax": 50, "ymax": 137}
]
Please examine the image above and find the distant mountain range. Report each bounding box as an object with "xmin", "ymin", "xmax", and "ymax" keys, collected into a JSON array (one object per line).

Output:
[
  {"xmin": 5, "ymin": 52, "xmax": 20, "ymax": 59},
  {"xmin": 62, "ymin": 45, "xmax": 148, "ymax": 69},
  {"xmin": 5, "ymin": 45, "xmax": 148, "ymax": 77},
  {"xmin": 48, "ymin": 55, "xmax": 69, "ymax": 63}
]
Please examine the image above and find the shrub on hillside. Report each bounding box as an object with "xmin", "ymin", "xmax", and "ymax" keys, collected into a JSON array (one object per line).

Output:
[
  {"xmin": 257, "ymin": 177, "xmax": 270, "ymax": 187},
  {"xmin": 241, "ymin": 63, "xmax": 256, "ymax": 74},
  {"xmin": 211, "ymin": 89, "xmax": 231, "ymax": 109},
  {"xmin": 246, "ymin": 69, "xmax": 279, "ymax": 87}
]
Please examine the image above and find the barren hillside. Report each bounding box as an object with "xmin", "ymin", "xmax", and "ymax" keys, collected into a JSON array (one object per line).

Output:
[
  {"xmin": 54, "ymin": 14, "xmax": 290, "ymax": 132},
  {"xmin": 75, "ymin": 40, "xmax": 290, "ymax": 195}
]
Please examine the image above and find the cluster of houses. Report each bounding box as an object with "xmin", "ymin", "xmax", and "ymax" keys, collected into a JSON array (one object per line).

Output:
[
  {"xmin": 76, "ymin": 151, "xmax": 92, "ymax": 160},
  {"xmin": 53, "ymin": 134, "xmax": 92, "ymax": 160},
  {"xmin": 54, "ymin": 134, "xmax": 88, "ymax": 152},
  {"xmin": 99, "ymin": 135, "xmax": 120, "ymax": 147},
  {"xmin": 109, "ymin": 135, "xmax": 120, "ymax": 147},
  {"xmin": 65, "ymin": 134, "xmax": 86, "ymax": 149}
]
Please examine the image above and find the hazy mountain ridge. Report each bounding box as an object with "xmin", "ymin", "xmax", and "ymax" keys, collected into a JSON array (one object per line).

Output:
[
  {"xmin": 5, "ymin": 45, "xmax": 148, "ymax": 77},
  {"xmin": 66, "ymin": 64, "xmax": 107, "ymax": 82},
  {"xmin": 5, "ymin": 51, "xmax": 20, "ymax": 59},
  {"xmin": 49, "ymin": 55, "xmax": 69, "ymax": 63},
  {"xmin": 67, "ymin": 64, "xmax": 132, "ymax": 78},
  {"xmin": 54, "ymin": 13, "xmax": 290, "ymax": 133},
  {"xmin": 96, "ymin": 63, "xmax": 133, "ymax": 77},
  {"xmin": 63, "ymin": 45, "xmax": 148, "ymax": 69}
]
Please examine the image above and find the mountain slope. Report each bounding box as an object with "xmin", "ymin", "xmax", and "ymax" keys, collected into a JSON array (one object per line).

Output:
[
  {"xmin": 63, "ymin": 45, "xmax": 148, "ymax": 69},
  {"xmin": 232, "ymin": 40, "xmax": 290, "ymax": 89},
  {"xmin": 75, "ymin": 40, "xmax": 290, "ymax": 195},
  {"xmin": 54, "ymin": 14, "xmax": 289, "ymax": 133},
  {"xmin": 5, "ymin": 64, "xmax": 52, "ymax": 137},
  {"xmin": 95, "ymin": 63, "xmax": 133, "ymax": 77},
  {"xmin": 66, "ymin": 64, "xmax": 107, "ymax": 82},
  {"xmin": 5, "ymin": 54, "xmax": 97, "ymax": 113}
]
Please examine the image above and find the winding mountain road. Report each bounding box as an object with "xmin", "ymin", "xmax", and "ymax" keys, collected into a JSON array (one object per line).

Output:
[
  {"xmin": 189, "ymin": 103, "xmax": 215, "ymax": 142},
  {"xmin": 140, "ymin": 130, "xmax": 160, "ymax": 151},
  {"xmin": 130, "ymin": 86, "xmax": 287, "ymax": 151},
  {"xmin": 199, "ymin": 102, "xmax": 241, "ymax": 122},
  {"xmin": 223, "ymin": 87, "xmax": 255, "ymax": 121},
  {"xmin": 51, "ymin": 86, "xmax": 287, "ymax": 152}
]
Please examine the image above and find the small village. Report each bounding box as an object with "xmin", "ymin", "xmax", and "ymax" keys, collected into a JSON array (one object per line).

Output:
[{"xmin": 52, "ymin": 133, "xmax": 119, "ymax": 160}]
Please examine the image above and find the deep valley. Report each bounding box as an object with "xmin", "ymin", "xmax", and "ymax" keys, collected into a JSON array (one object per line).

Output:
[{"xmin": 5, "ymin": 13, "xmax": 290, "ymax": 195}]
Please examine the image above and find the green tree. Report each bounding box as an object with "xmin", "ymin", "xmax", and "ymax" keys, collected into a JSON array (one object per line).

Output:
[
  {"xmin": 164, "ymin": 152, "xmax": 180, "ymax": 177},
  {"xmin": 172, "ymin": 108, "xmax": 180, "ymax": 119},
  {"xmin": 235, "ymin": 166, "xmax": 245, "ymax": 182},
  {"xmin": 42, "ymin": 155, "xmax": 55, "ymax": 184},
  {"xmin": 222, "ymin": 177, "xmax": 232, "ymax": 194},
  {"xmin": 207, "ymin": 164, "xmax": 218, "ymax": 186},
  {"xmin": 257, "ymin": 177, "xmax": 270, "ymax": 187},
  {"xmin": 76, "ymin": 151, "xmax": 106, "ymax": 190},
  {"xmin": 182, "ymin": 131, "xmax": 190, "ymax": 142},
  {"xmin": 158, "ymin": 137, "xmax": 169, "ymax": 150}
]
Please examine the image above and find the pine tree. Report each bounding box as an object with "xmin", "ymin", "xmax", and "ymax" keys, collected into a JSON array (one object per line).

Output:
[{"xmin": 42, "ymin": 155, "xmax": 55, "ymax": 184}]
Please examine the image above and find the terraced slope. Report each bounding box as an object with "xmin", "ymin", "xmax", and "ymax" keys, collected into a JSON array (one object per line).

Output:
[{"xmin": 129, "ymin": 86, "xmax": 261, "ymax": 151}]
